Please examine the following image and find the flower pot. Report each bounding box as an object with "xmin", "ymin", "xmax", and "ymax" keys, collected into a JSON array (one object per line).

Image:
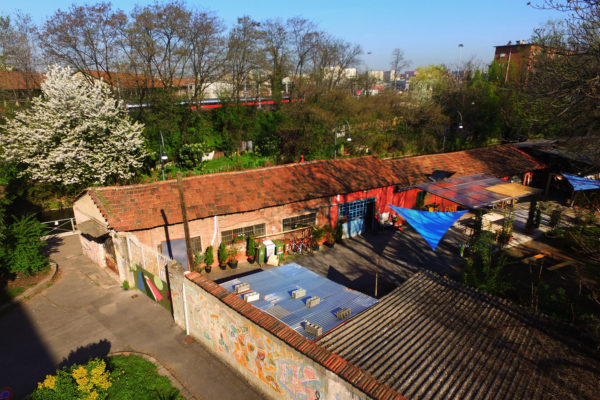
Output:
[
  {"xmin": 205, "ymin": 265, "xmax": 212, "ymax": 273},
  {"xmin": 228, "ymin": 260, "xmax": 238, "ymax": 269},
  {"xmin": 325, "ymin": 241, "xmax": 335, "ymax": 248},
  {"xmin": 312, "ymin": 243, "xmax": 320, "ymax": 251},
  {"xmin": 247, "ymin": 256, "xmax": 255, "ymax": 264},
  {"xmin": 219, "ymin": 263, "xmax": 227, "ymax": 270}
]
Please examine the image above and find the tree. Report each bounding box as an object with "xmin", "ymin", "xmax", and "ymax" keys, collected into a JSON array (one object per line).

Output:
[
  {"xmin": 527, "ymin": 1, "xmax": 600, "ymax": 146},
  {"xmin": 0, "ymin": 65, "xmax": 145, "ymax": 187},
  {"xmin": 262, "ymin": 18, "xmax": 290, "ymax": 107},
  {"xmin": 39, "ymin": 3, "xmax": 127, "ymax": 87},
  {"xmin": 224, "ymin": 16, "xmax": 263, "ymax": 104},
  {"xmin": 389, "ymin": 48, "xmax": 408, "ymax": 83}
]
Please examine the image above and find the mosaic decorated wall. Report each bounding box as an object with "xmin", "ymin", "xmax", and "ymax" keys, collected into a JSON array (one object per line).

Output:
[{"xmin": 168, "ymin": 264, "xmax": 371, "ymax": 400}]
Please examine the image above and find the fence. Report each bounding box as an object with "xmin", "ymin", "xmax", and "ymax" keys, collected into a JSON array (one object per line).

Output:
[
  {"xmin": 41, "ymin": 218, "xmax": 77, "ymax": 238},
  {"xmin": 126, "ymin": 234, "xmax": 171, "ymax": 282}
]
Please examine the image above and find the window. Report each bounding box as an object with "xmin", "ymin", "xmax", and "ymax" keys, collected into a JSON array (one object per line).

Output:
[
  {"xmin": 338, "ymin": 198, "xmax": 375, "ymax": 221},
  {"xmin": 221, "ymin": 223, "xmax": 266, "ymax": 244},
  {"xmin": 282, "ymin": 213, "xmax": 317, "ymax": 232},
  {"xmin": 499, "ymin": 52, "xmax": 506, "ymax": 58}
]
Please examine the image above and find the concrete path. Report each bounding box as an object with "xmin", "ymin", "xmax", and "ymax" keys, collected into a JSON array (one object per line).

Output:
[{"xmin": 0, "ymin": 234, "xmax": 264, "ymax": 400}]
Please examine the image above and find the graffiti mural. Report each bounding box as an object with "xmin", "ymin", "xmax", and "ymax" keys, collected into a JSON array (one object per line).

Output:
[
  {"xmin": 278, "ymin": 362, "xmax": 321, "ymax": 400},
  {"xmin": 131, "ymin": 263, "xmax": 172, "ymax": 312},
  {"xmin": 182, "ymin": 280, "xmax": 373, "ymax": 400}
]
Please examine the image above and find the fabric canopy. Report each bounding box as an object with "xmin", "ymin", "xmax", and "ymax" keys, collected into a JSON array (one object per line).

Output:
[
  {"xmin": 562, "ymin": 173, "xmax": 600, "ymax": 191},
  {"xmin": 485, "ymin": 182, "xmax": 541, "ymax": 197},
  {"xmin": 388, "ymin": 205, "xmax": 468, "ymax": 251}
]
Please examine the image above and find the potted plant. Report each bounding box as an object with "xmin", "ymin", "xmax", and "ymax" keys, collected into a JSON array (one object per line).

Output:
[
  {"xmin": 193, "ymin": 250, "xmax": 205, "ymax": 272},
  {"xmin": 548, "ymin": 208, "xmax": 562, "ymax": 233},
  {"xmin": 228, "ymin": 247, "xmax": 239, "ymax": 269},
  {"xmin": 323, "ymin": 224, "xmax": 335, "ymax": 247},
  {"xmin": 311, "ymin": 226, "xmax": 324, "ymax": 251},
  {"xmin": 204, "ymin": 246, "xmax": 214, "ymax": 273},
  {"xmin": 247, "ymin": 235, "xmax": 256, "ymax": 263},
  {"xmin": 218, "ymin": 241, "xmax": 228, "ymax": 270}
]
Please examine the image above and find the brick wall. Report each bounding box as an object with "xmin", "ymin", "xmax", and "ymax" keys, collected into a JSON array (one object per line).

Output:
[{"xmin": 168, "ymin": 261, "xmax": 404, "ymax": 400}]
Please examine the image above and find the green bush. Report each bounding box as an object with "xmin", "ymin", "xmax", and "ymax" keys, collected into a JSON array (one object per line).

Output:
[
  {"xmin": 247, "ymin": 236, "xmax": 256, "ymax": 258},
  {"xmin": 218, "ymin": 241, "xmax": 228, "ymax": 265},
  {"xmin": 204, "ymin": 245, "xmax": 214, "ymax": 267},
  {"xmin": 30, "ymin": 355, "xmax": 184, "ymax": 400},
  {"xmin": 549, "ymin": 208, "xmax": 562, "ymax": 229},
  {"xmin": 4, "ymin": 214, "xmax": 48, "ymax": 276},
  {"xmin": 177, "ymin": 142, "xmax": 209, "ymax": 170}
]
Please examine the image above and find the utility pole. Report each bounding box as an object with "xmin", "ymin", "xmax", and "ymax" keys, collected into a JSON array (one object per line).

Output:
[{"xmin": 177, "ymin": 171, "xmax": 194, "ymax": 270}]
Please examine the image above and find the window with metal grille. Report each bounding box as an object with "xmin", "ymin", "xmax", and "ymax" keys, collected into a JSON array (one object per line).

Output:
[
  {"xmin": 338, "ymin": 198, "xmax": 374, "ymax": 221},
  {"xmin": 221, "ymin": 223, "xmax": 266, "ymax": 244},
  {"xmin": 282, "ymin": 213, "xmax": 317, "ymax": 232}
]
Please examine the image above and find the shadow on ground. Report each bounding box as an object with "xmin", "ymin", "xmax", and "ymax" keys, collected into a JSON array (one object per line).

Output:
[{"xmin": 295, "ymin": 227, "xmax": 465, "ymax": 298}]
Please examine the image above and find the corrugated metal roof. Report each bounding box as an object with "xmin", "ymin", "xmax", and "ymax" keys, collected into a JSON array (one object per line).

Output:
[
  {"xmin": 317, "ymin": 271, "xmax": 600, "ymax": 400},
  {"xmin": 220, "ymin": 263, "xmax": 378, "ymax": 340}
]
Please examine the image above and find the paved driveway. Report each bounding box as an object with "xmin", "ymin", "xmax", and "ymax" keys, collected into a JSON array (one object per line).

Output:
[
  {"xmin": 293, "ymin": 226, "xmax": 465, "ymax": 298},
  {"xmin": 0, "ymin": 234, "xmax": 263, "ymax": 400}
]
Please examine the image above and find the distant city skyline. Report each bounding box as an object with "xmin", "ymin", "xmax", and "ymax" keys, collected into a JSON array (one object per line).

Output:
[{"xmin": 3, "ymin": 0, "xmax": 568, "ymax": 70}]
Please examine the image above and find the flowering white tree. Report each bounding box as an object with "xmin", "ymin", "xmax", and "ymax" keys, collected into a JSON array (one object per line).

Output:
[{"xmin": 0, "ymin": 64, "xmax": 145, "ymax": 186}]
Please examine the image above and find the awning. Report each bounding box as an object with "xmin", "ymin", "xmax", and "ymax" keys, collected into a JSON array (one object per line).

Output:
[
  {"xmin": 416, "ymin": 173, "xmax": 539, "ymax": 209},
  {"xmin": 388, "ymin": 205, "xmax": 468, "ymax": 251},
  {"xmin": 562, "ymin": 173, "xmax": 600, "ymax": 191},
  {"xmin": 485, "ymin": 182, "xmax": 541, "ymax": 197},
  {"xmin": 77, "ymin": 219, "xmax": 109, "ymax": 238}
]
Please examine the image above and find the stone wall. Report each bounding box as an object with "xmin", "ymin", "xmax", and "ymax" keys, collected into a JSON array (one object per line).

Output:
[{"xmin": 168, "ymin": 262, "xmax": 404, "ymax": 400}]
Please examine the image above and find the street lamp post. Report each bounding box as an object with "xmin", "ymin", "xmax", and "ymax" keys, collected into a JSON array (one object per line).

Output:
[
  {"xmin": 160, "ymin": 131, "xmax": 168, "ymax": 181},
  {"xmin": 334, "ymin": 120, "xmax": 352, "ymax": 159},
  {"xmin": 442, "ymin": 111, "xmax": 463, "ymax": 153},
  {"xmin": 458, "ymin": 44, "xmax": 464, "ymax": 76}
]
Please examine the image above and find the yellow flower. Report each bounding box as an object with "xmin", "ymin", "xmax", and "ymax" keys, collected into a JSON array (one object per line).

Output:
[{"xmin": 37, "ymin": 374, "xmax": 56, "ymax": 390}]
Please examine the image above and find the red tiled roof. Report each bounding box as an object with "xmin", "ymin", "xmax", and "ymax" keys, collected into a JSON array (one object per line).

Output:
[
  {"xmin": 87, "ymin": 156, "xmax": 395, "ymax": 232},
  {"xmin": 84, "ymin": 145, "xmax": 545, "ymax": 232},
  {"xmin": 186, "ymin": 271, "xmax": 407, "ymax": 400},
  {"xmin": 0, "ymin": 71, "xmax": 42, "ymax": 91},
  {"xmin": 83, "ymin": 70, "xmax": 194, "ymax": 89},
  {"xmin": 385, "ymin": 144, "xmax": 545, "ymax": 186}
]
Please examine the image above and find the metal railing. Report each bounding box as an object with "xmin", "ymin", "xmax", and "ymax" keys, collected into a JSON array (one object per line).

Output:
[
  {"xmin": 41, "ymin": 218, "xmax": 77, "ymax": 237},
  {"xmin": 126, "ymin": 234, "xmax": 171, "ymax": 282}
]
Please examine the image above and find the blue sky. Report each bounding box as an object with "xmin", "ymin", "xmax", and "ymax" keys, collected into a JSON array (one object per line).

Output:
[{"xmin": 3, "ymin": 0, "xmax": 567, "ymax": 70}]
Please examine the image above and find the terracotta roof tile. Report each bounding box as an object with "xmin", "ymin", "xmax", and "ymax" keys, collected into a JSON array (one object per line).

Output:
[
  {"xmin": 0, "ymin": 71, "xmax": 42, "ymax": 91},
  {"xmin": 386, "ymin": 144, "xmax": 545, "ymax": 187},
  {"xmin": 87, "ymin": 156, "xmax": 395, "ymax": 231},
  {"xmin": 85, "ymin": 145, "xmax": 544, "ymax": 232}
]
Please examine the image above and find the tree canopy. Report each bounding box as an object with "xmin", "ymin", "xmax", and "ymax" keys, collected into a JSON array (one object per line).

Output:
[{"xmin": 0, "ymin": 65, "xmax": 145, "ymax": 187}]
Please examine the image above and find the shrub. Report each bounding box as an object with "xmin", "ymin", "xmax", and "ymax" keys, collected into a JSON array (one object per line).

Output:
[
  {"xmin": 31, "ymin": 358, "xmax": 112, "ymax": 400},
  {"xmin": 549, "ymin": 208, "xmax": 562, "ymax": 229},
  {"xmin": 4, "ymin": 214, "xmax": 48, "ymax": 276},
  {"xmin": 122, "ymin": 280, "xmax": 130, "ymax": 290},
  {"xmin": 30, "ymin": 356, "xmax": 183, "ymax": 400},
  {"xmin": 204, "ymin": 245, "xmax": 214, "ymax": 266},
  {"xmin": 177, "ymin": 142, "xmax": 209, "ymax": 169},
  {"xmin": 218, "ymin": 241, "xmax": 228, "ymax": 265},
  {"xmin": 247, "ymin": 236, "xmax": 256, "ymax": 258}
]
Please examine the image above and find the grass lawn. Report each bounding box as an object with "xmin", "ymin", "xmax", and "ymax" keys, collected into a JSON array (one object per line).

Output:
[
  {"xmin": 107, "ymin": 355, "xmax": 185, "ymax": 400},
  {"xmin": 0, "ymin": 266, "xmax": 52, "ymax": 305}
]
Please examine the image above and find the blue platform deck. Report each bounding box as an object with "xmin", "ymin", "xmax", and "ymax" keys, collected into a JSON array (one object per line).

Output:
[{"xmin": 219, "ymin": 263, "xmax": 378, "ymax": 340}]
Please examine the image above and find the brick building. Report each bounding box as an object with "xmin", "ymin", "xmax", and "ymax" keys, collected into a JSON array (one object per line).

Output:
[
  {"xmin": 493, "ymin": 40, "xmax": 540, "ymax": 84},
  {"xmin": 74, "ymin": 144, "xmax": 544, "ymax": 279}
]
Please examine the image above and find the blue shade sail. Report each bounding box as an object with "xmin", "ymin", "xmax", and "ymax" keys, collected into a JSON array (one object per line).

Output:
[
  {"xmin": 388, "ymin": 205, "xmax": 468, "ymax": 251},
  {"xmin": 562, "ymin": 173, "xmax": 600, "ymax": 191}
]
